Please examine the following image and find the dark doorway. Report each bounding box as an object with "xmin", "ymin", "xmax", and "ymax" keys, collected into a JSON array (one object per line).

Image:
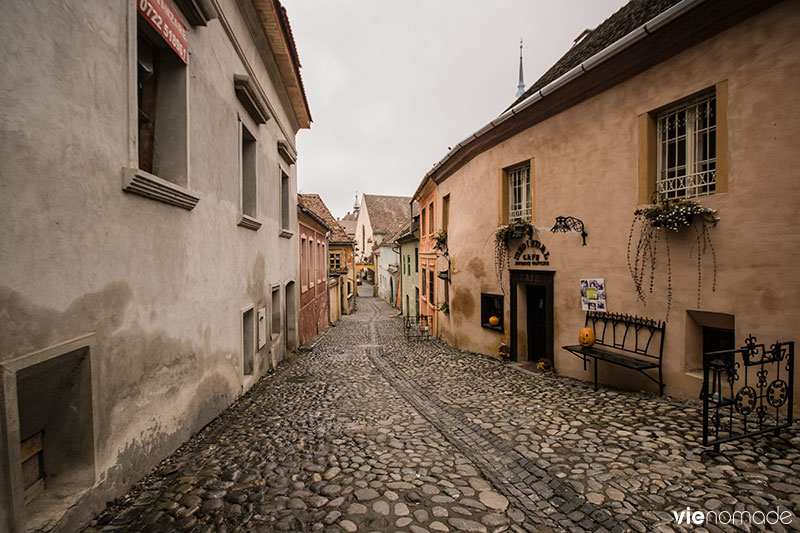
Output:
[
  {"xmin": 526, "ymin": 285, "xmax": 548, "ymax": 361},
  {"xmin": 510, "ymin": 270, "xmax": 554, "ymax": 362}
]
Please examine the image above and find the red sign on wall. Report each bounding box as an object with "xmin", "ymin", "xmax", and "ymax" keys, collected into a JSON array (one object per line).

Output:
[{"xmin": 138, "ymin": 0, "xmax": 188, "ymax": 63}]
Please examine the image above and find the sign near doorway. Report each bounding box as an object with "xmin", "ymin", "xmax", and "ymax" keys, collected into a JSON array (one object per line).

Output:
[
  {"xmin": 513, "ymin": 238, "xmax": 550, "ymax": 267},
  {"xmin": 580, "ymin": 278, "xmax": 606, "ymax": 311},
  {"xmin": 138, "ymin": 0, "xmax": 188, "ymax": 63}
]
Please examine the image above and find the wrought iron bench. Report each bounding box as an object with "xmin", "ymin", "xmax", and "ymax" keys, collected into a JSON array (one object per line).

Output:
[
  {"xmin": 562, "ymin": 311, "xmax": 665, "ymax": 395},
  {"xmin": 404, "ymin": 315, "xmax": 432, "ymax": 342}
]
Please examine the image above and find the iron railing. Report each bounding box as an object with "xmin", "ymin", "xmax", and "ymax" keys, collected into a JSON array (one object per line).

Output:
[{"xmin": 702, "ymin": 335, "xmax": 794, "ymax": 452}]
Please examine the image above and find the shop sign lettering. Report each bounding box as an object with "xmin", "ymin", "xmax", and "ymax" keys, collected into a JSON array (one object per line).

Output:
[
  {"xmin": 138, "ymin": 0, "xmax": 188, "ymax": 63},
  {"xmin": 513, "ymin": 238, "xmax": 550, "ymax": 266}
]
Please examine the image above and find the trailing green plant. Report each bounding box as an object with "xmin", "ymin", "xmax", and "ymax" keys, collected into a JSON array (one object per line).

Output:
[
  {"xmin": 432, "ymin": 230, "xmax": 448, "ymax": 250},
  {"xmin": 437, "ymin": 301, "xmax": 449, "ymax": 316},
  {"xmin": 627, "ymin": 199, "xmax": 719, "ymax": 321},
  {"xmin": 494, "ymin": 219, "xmax": 536, "ymax": 291}
]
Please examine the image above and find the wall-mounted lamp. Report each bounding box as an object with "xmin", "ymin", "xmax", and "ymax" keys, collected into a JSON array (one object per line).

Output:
[{"xmin": 551, "ymin": 216, "xmax": 588, "ymax": 246}]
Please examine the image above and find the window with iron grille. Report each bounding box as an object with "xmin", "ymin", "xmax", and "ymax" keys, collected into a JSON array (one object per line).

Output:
[
  {"xmin": 508, "ymin": 163, "xmax": 531, "ymax": 221},
  {"xmin": 657, "ymin": 91, "xmax": 716, "ymax": 200}
]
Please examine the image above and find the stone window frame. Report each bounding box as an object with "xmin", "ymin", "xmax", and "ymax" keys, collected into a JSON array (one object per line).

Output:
[
  {"xmin": 0, "ymin": 335, "xmax": 99, "ymax": 532},
  {"xmin": 123, "ymin": 4, "xmax": 198, "ymax": 210},
  {"xmin": 237, "ymin": 117, "xmax": 261, "ymax": 230},
  {"xmin": 300, "ymin": 235, "xmax": 308, "ymax": 291},
  {"xmin": 271, "ymin": 286, "xmax": 281, "ymax": 341},
  {"xmin": 481, "ymin": 293, "xmax": 504, "ymax": 331},
  {"xmin": 498, "ymin": 159, "xmax": 534, "ymax": 225},
  {"xmin": 241, "ymin": 305, "xmax": 255, "ymax": 377},
  {"xmin": 638, "ymin": 81, "xmax": 728, "ymax": 204},
  {"xmin": 278, "ymin": 145, "xmax": 295, "ymax": 239}
]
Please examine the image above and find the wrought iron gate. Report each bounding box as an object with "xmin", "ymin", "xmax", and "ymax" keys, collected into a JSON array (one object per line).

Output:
[{"xmin": 702, "ymin": 335, "xmax": 794, "ymax": 451}]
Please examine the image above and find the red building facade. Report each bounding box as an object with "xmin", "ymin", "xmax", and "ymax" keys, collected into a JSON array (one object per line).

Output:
[{"xmin": 298, "ymin": 198, "xmax": 329, "ymax": 345}]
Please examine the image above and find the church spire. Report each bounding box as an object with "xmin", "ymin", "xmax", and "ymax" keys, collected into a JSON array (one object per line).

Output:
[{"xmin": 516, "ymin": 38, "xmax": 526, "ymax": 99}]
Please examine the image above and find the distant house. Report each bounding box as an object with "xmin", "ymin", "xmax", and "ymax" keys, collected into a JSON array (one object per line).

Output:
[
  {"xmin": 354, "ymin": 193, "xmax": 412, "ymax": 263},
  {"xmin": 377, "ymin": 223, "xmax": 408, "ymax": 306},
  {"xmin": 396, "ymin": 217, "xmax": 421, "ymax": 318},
  {"xmin": 298, "ymin": 196, "xmax": 330, "ymax": 345},
  {"xmin": 299, "ymin": 194, "xmax": 356, "ymax": 318},
  {"xmin": 412, "ymin": 0, "xmax": 800, "ymax": 403}
]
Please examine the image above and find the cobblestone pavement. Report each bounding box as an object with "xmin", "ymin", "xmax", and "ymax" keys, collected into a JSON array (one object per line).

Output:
[{"xmin": 85, "ymin": 294, "xmax": 800, "ymax": 533}]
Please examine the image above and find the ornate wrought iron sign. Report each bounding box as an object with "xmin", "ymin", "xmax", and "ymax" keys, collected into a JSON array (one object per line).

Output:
[
  {"xmin": 702, "ymin": 335, "xmax": 794, "ymax": 452},
  {"xmin": 513, "ymin": 238, "xmax": 550, "ymax": 267}
]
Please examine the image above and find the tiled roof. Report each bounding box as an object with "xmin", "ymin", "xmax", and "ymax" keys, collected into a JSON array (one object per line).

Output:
[
  {"xmin": 508, "ymin": 0, "xmax": 682, "ymax": 109},
  {"xmin": 341, "ymin": 211, "xmax": 357, "ymax": 221},
  {"xmin": 339, "ymin": 219, "xmax": 356, "ymax": 236},
  {"xmin": 386, "ymin": 221, "xmax": 411, "ymax": 245},
  {"xmin": 363, "ymin": 194, "xmax": 412, "ymax": 235},
  {"xmin": 298, "ymin": 194, "xmax": 352, "ymax": 243},
  {"xmin": 272, "ymin": 0, "xmax": 312, "ymax": 125}
]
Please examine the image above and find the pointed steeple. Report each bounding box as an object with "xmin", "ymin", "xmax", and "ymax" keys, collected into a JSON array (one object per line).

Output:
[
  {"xmin": 516, "ymin": 38, "xmax": 526, "ymax": 99},
  {"xmin": 353, "ymin": 191, "xmax": 360, "ymax": 217}
]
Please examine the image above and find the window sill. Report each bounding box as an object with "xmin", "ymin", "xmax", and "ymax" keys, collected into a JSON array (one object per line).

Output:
[
  {"xmin": 122, "ymin": 168, "xmax": 199, "ymax": 210},
  {"xmin": 481, "ymin": 322, "xmax": 504, "ymax": 332},
  {"xmin": 279, "ymin": 229, "xmax": 294, "ymax": 239},
  {"xmin": 238, "ymin": 214, "xmax": 262, "ymax": 231}
]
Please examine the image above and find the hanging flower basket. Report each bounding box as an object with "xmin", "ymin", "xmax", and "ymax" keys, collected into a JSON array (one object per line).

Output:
[
  {"xmin": 433, "ymin": 230, "xmax": 448, "ymax": 251},
  {"xmin": 494, "ymin": 220, "xmax": 536, "ymax": 292},
  {"xmin": 627, "ymin": 199, "xmax": 719, "ymax": 321}
]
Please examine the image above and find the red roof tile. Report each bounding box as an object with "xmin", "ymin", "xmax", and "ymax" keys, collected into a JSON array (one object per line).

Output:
[{"xmin": 298, "ymin": 194, "xmax": 353, "ymax": 243}]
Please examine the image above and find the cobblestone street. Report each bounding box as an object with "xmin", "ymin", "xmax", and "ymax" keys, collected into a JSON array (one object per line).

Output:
[{"xmin": 85, "ymin": 292, "xmax": 800, "ymax": 533}]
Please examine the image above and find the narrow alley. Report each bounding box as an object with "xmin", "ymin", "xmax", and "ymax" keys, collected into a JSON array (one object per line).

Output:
[{"xmin": 84, "ymin": 290, "xmax": 800, "ymax": 533}]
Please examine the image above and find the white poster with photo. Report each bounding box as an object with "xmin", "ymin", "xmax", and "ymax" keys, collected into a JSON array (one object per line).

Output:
[{"xmin": 580, "ymin": 278, "xmax": 606, "ymax": 311}]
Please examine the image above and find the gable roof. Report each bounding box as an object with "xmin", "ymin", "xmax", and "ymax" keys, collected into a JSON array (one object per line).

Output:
[
  {"xmin": 363, "ymin": 194, "xmax": 412, "ymax": 235},
  {"xmin": 298, "ymin": 194, "xmax": 352, "ymax": 243},
  {"xmin": 508, "ymin": 0, "xmax": 682, "ymax": 109},
  {"xmin": 415, "ymin": 0, "xmax": 775, "ymax": 194},
  {"xmin": 386, "ymin": 220, "xmax": 411, "ymax": 245},
  {"xmin": 339, "ymin": 218, "xmax": 356, "ymax": 236}
]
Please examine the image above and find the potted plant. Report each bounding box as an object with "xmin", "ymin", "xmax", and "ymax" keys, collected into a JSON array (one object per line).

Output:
[
  {"xmin": 437, "ymin": 301, "xmax": 449, "ymax": 316},
  {"xmin": 494, "ymin": 219, "xmax": 536, "ymax": 290},
  {"xmin": 535, "ymin": 358, "xmax": 553, "ymax": 373},
  {"xmin": 432, "ymin": 229, "xmax": 448, "ymax": 251},
  {"xmin": 497, "ymin": 343, "xmax": 511, "ymax": 361}
]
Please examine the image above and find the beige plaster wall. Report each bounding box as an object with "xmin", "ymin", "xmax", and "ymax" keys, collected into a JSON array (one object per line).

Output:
[
  {"xmin": 0, "ymin": 0, "xmax": 301, "ymax": 530},
  {"xmin": 437, "ymin": 2, "xmax": 800, "ymax": 409}
]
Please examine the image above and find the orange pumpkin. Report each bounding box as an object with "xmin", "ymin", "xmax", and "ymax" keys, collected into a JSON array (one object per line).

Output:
[
  {"xmin": 579, "ymin": 327, "xmax": 596, "ymax": 347},
  {"xmin": 488, "ymin": 316, "xmax": 500, "ymax": 327}
]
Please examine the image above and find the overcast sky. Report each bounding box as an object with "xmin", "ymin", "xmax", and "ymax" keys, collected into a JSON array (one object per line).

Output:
[{"xmin": 282, "ymin": 0, "xmax": 629, "ymax": 218}]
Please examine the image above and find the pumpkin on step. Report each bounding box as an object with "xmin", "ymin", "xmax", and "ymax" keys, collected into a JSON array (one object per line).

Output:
[{"xmin": 579, "ymin": 327, "xmax": 596, "ymax": 347}]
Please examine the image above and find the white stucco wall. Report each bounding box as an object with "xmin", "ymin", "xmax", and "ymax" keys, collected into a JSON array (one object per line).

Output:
[{"xmin": 0, "ymin": 1, "xmax": 304, "ymax": 530}]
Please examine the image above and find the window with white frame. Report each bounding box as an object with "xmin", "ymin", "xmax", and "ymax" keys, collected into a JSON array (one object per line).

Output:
[
  {"xmin": 656, "ymin": 91, "xmax": 716, "ymax": 200},
  {"xmin": 508, "ymin": 163, "xmax": 531, "ymax": 221}
]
